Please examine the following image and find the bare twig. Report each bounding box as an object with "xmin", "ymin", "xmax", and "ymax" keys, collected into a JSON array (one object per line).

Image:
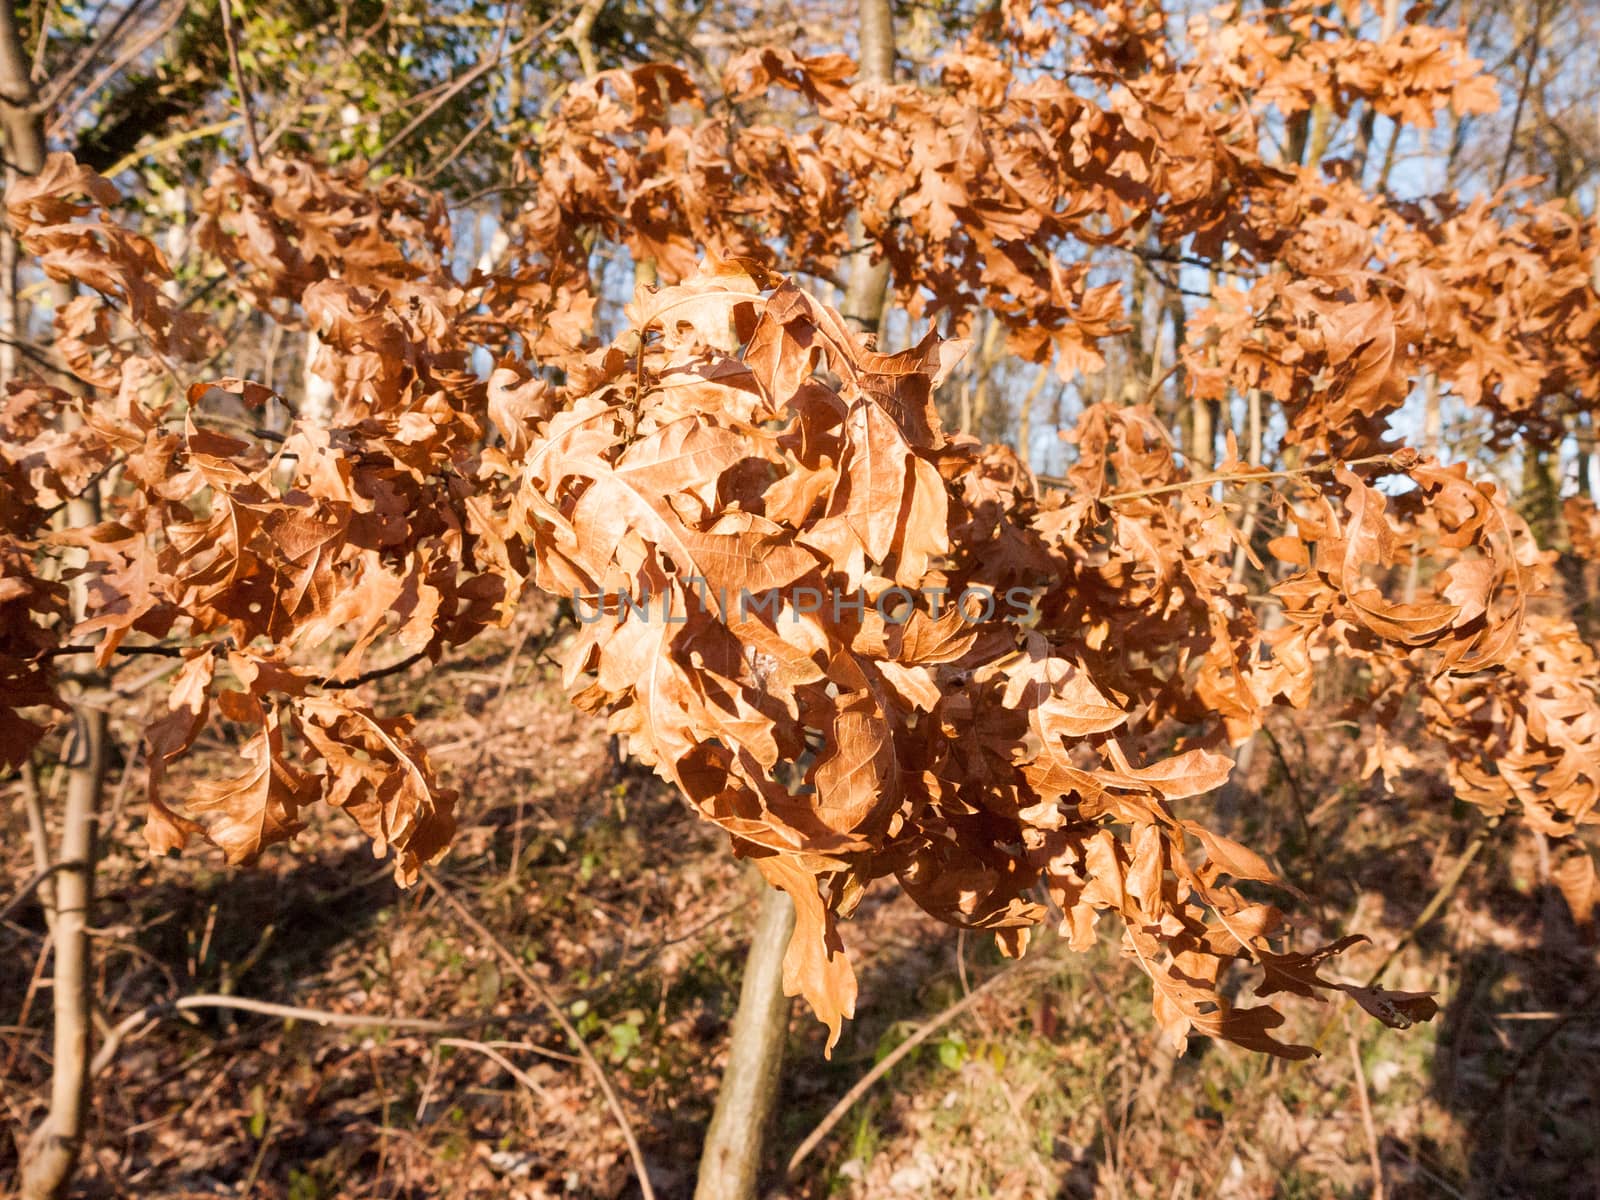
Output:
[
  {"xmin": 1124, "ymin": 245, "xmax": 1229, "ymax": 271},
  {"xmin": 1036, "ymin": 452, "xmax": 1403, "ymax": 503},
  {"xmin": 1258, "ymin": 721, "xmax": 1320, "ymax": 894},
  {"xmin": 101, "ymin": 114, "xmax": 247, "ymax": 179},
  {"xmin": 421, "ymin": 870, "xmax": 656, "ymax": 1200},
  {"xmin": 46, "ymin": 0, "xmax": 184, "ymax": 138},
  {"xmin": 239, "ymin": 1116, "xmax": 274, "ymax": 1197},
  {"xmin": 90, "ymin": 993, "xmax": 465, "ymax": 1077},
  {"xmin": 1364, "ymin": 819, "xmax": 1500, "ymax": 990},
  {"xmin": 0, "ymin": 861, "xmax": 80, "ymax": 926},
  {"xmin": 1312, "ymin": 818, "xmax": 1502, "ymax": 1055},
  {"xmin": 43, "ymin": 640, "xmax": 430, "ymax": 693},
  {"xmin": 369, "ymin": 2, "xmax": 577, "ymax": 169},
  {"xmin": 0, "ymin": 331, "xmax": 77, "ymax": 378},
  {"xmin": 1468, "ymin": 976, "xmax": 1600, "ymax": 1139},
  {"xmin": 34, "ymin": 454, "xmax": 125, "ymax": 522},
  {"xmin": 418, "ymin": 113, "xmax": 493, "ymax": 183},
  {"xmin": 324, "ymin": 649, "xmax": 431, "ymax": 691},
  {"xmin": 37, "ymin": 0, "xmax": 153, "ymax": 117},
  {"xmin": 1346, "ymin": 1012, "xmax": 1386, "ymax": 1200},
  {"xmin": 43, "ymin": 642, "xmax": 187, "ymax": 661},
  {"xmin": 445, "ymin": 1036, "xmax": 581, "ymax": 1066},
  {"xmin": 217, "ymin": 0, "xmax": 260, "ymax": 163},
  {"xmin": 1494, "ymin": 0, "xmax": 1545, "ymax": 192},
  {"xmin": 786, "ymin": 957, "xmax": 1038, "ymax": 1177},
  {"xmin": 437, "ymin": 1037, "xmax": 551, "ymax": 1097}
]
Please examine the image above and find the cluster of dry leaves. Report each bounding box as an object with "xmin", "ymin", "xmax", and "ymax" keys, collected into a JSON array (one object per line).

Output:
[
  {"xmin": 4, "ymin": 0, "xmax": 1597, "ymax": 1059},
  {"xmin": 517, "ymin": 0, "xmax": 1594, "ymax": 440}
]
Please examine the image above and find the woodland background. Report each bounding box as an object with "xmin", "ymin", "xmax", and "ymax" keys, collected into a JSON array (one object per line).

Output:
[{"xmin": 2, "ymin": 0, "xmax": 1600, "ymax": 1198}]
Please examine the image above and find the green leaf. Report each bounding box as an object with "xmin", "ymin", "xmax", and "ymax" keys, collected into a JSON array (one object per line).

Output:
[{"xmin": 936, "ymin": 1037, "xmax": 966, "ymax": 1070}]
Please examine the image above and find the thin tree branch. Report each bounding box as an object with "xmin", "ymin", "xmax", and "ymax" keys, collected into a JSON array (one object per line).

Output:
[
  {"xmin": 437, "ymin": 1037, "xmax": 551, "ymax": 1097},
  {"xmin": 90, "ymin": 993, "xmax": 467, "ymax": 1077},
  {"xmin": 1036, "ymin": 452, "xmax": 1405, "ymax": 502},
  {"xmin": 417, "ymin": 113, "xmax": 492, "ymax": 183},
  {"xmin": 0, "ymin": 331, "xmax": 77, "ymax": 378},
  {"xmin": 42, "ymin": 643, "xmax": 187, "ymax": 661},
  {"xmin": 1346, "ymin": 1012, "xmax": 1386, "ymax": 1200},
  {"xmin": 422, "ymin": 870, "xmax": 657, "ymax": 1200},
  {"xmin": 36, "ymin": 0, "xmax": 154, "ymax": 118},
  {"xmin": 323, "ymin": 649, "xmax": 431, "ymax": 690},
  {"xmin": 43, "ymin": 641, "xmax": 435, "ymax": 692},
  {"xmin": 369, "ymin": 2, "xmax": 577, "ymax": 169},
  {"xmin": 28, "ymin": 0, "xmax": 55, "ymax": 82},
  {"xmin": 1494, "ymin": 0, "xmax": 1544, "ymax": 193},
  {"xmin": 100, "ymin": 114, "xmax": 245, "ymax": 179},
  {"xmin": 1258, "ymin": 720, "xmax": 1318, "ymax": 865},
  {"xmin": 45, "ymin": 0, "xmax": 183, "ymax": 138},
  {"xmin": 217, "ymin": 0, "xmax": 260, "ymax": 164},
  {"xmin": 1467, "ymin": 975, "xmax": 1600, "ymax": 1140},
  {"xmin": 1364, "ymin": 818, "xmax": 1500, "ymax": 990},
  {"xmin": 0, "ymin": 862, "xmax": 80, "ymax": 926},
  {"xmin": 786, "ymin": 956, "xmax": 1041, "ymax": 1176},
  {"xmin": 1125, "ymin": 245, "xmax": 1236, "ymax": 272},
  {"xmin": 568, "ymin": 0, "xmax": 606, "ymax": 77}
]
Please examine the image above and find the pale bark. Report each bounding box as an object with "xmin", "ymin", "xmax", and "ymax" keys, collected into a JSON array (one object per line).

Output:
[
  {"xmin": 857, "ymin": 0, "xmax": 895, "ymax": 83},
  {"xmin": 4, "ymin": 14, "xmax": 106, "ymax": 1195},
  {"xmin": 694, "ymin": 884, "xmax": 797, "ymax": 1200},
  {"xmin": 840, "ymin": 0, "xmax": 895, "ymax": 338},
  {"xmin": 301, "ymin": 330, "xmax": 334, "ymax": 428},
  {"xmin": 1, "ymin": 187, "xmax": 19, "ymax": 383},
  {"xmin": 1, "ymin": 0, "xmax": 45, "ymax": 383},
  {"xmin": 1575, "ymin": 410, "xmax": 1595, "ymax": 500},
  {"xmin": 569, "ymin": 0, "xmax": 607, "ymax": 78},
  {"xmin": 0, "ymin": 3, "xmax": 46, "ymax": 172},
  {"xmin": 20, "ymin": 704, "xmax": 103, "ymax": 1200},
  {"xmin": 697, "ymin": 11, "xmax": 895, "ymax": 1195},
  {"xmin": 1190, "ymin": 394, "xmax": 1215, "ymax": 472},
  {"xmin": 1231, "ymin": 388, "xmax": 1265, "ymax": 583},
  {"xmin": 21, "ymin": 457, "xmax": 105, "ymax": 1200},
  {"xmin": 1015, "ymin": 367, "xmax": 1048, "ymax": 471},
  {"xmin": 1405, "ymin": 375, "xmax": 1441, "ymax": 603},
  {"xmin": 969, "ymin": 315, "xmax": 1003, "ymax": 438}
]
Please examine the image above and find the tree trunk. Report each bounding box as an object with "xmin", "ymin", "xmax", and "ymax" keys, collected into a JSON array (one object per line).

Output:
[
  {"xmin": 1230, "ymin": 387, "xmax": 1264, "ymax": 583},
  {"xmin": 694, "ymin": 883, "xmax": 797, "ymax": 1200},
  {"xmin": 840, "ymin": 0, "xmax": 895, "ymax": 339},
  {"xmin": 1574, "ymin": 409, "xmax": 1595, "ymax": 501},
  {"xmin": 1014, "ymin": 367, "xmax": 1047, "ymax": 471},
  {"xmin": 1162, "ymin": 290, "xmax": 1188, "ymax": 440},
  {"xmin": 1, "ymin": 0, "xmax": 46, "ymax": 384},
  {"xmin": 1, "ymin": 179, "xmax": 19, "ymax": 382},
  {"xmin": 1520, "ymin": 445, "xmax": 1560, "ymax": 548},
  {"xmin": 0, "ymin": 4, "xmax": 46, "ymax": 173},
  {"xmin": 21, "ymin": 421, "xmax": 106, "ymax": 1200},
  {"xmin": 20, "ymin": 704, "xmax": 104, "ymax": 1200},
  {"xmin": 696, "ymin": 10, "xmax": 895, "ymax": 1196},
  {"xmin": 1405, "ymin": 375, "xmax": 1441, "ymax": 602},
  {"xmin": 969, "ymin": 315, "xmax": 1002, "ymax": 439},
  {"xmin": 1190, "ymin": 393, "xmax": 1215, "ymax": 472},
  {"xmin": 4, "ymin": 15, "xmax": 107, "ymax": 1197}
]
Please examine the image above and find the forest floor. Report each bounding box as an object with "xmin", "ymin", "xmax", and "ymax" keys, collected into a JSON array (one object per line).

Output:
[{"xmin": 3, "ymin": 599, "xmax": 1598, "ymax": 1200}]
